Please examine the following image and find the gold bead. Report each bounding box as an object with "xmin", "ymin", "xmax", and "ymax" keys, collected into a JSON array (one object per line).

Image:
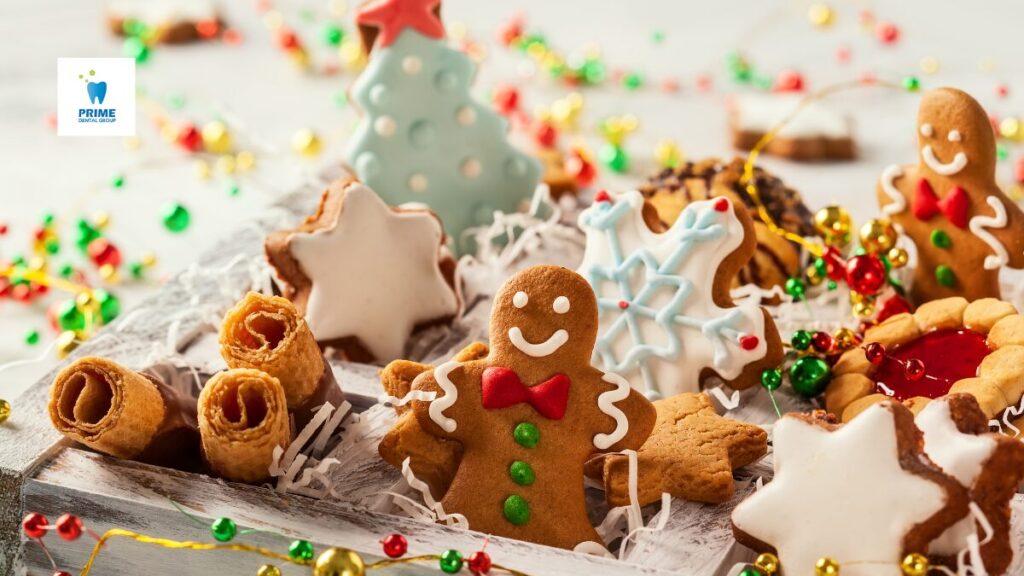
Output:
[
  {"xmin": 853, "ymin": 300, "xmax": 875, "ymax": 318},
  {"xmin": 56, "ymin": 330, "xmax": 79, "ymax": 358},
  {"xmin": 814, "ymin": 205, "xmax": 852, "ymax": 247},
  {"xmin": 815, "ymin": 557, "xmax": 840, "ymax": 576},
  {"xmin": 0, "ymin": 398, "xmax": 10, "ymax": 424},
  {"xmin": 887, "ymin": 247, "xmax": 909, "ymax": 269},
  {"xmin": 292, "ymin": 129, "xmax": 322, "ymax": 157},
  {"xmin": 313, "ymin": 547, "xmax": 365, "ymax": 576},
  {"xmin": 75, "ymin": 292, "xmax": 95, "ymax": 308},
  {"xmin": 833, "ymin": 327, "xmax": 858, "ymax": 350},
  {"xmin": 858, "ymin": 219, "xmax": 897, "ymax": 254},
  {"xmin": 99, "ymin": 264, "xmax": 119, "ymax": 283},
  {"xmin": 900, "ymin": 553, "xmax": 929, "ymax": 576},
  {"xmin": 806, "ymin": 264, "xmax": 824, "ymax": 286},
  {"xmin": 201, "ymin": 121, "xmax": 233, "ymax": 154},
  {"xmin": 755, "ymin": 552, "xmax": 780, "ymax": 574},
  {"xmin": 256, "ymin": 565, "xmax": 281, "ymax": 576}
]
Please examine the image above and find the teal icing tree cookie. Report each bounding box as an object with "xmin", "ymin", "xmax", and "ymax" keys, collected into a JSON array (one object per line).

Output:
[{"xmin": 347, "ymin": 0, "xmax": 541, "ymax": 252}]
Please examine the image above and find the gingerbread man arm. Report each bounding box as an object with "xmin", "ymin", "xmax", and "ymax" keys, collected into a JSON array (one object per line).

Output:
[
  {"xmin": 410, "ymin": 361, "xmax": 476, "ymax": 443},
  {"xmin": 590, "ymin": 372, "xmax": 656, "ymax": 453},
  {"xmin": 971, "ymin": 195, "xmax": 1024, "ymax": 269}
]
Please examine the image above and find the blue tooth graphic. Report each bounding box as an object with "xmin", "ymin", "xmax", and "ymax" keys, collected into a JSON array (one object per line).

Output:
[{"xmin": 86, "ymin": 81, "xmax": 107, "ymax": 105}]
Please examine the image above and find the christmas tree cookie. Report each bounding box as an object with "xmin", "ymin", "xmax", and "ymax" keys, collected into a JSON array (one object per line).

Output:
[{"xmin": 347, "ymin": 0, "xmax": 541, "ymax": 251}]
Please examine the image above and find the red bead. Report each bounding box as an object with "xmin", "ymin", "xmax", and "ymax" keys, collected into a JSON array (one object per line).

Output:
[
  {"xmin": 497, "ymin": 19, "xmax": 523, "ymax": 46},
  {"xmin": 382, "ymin": 533, "xmax": 407, "ymax": 558},
  {"xmin": 86, "ymin": 238, "xmax": 123, "ymax": 269},
  {"xmin": 32, "ymin": 282, "xmax": 49, "ymax": 296},
  {"xmin": 618, "ymin": 300, "xmax": 630, "ymax": 310},
  {"xmin": 713, "ymin": 198, "xmax": 729, "ymax": 212},
  {"xmin": 875, "ymin": 21, "xmax": 900, "ymax": 44},
  {"xmin": 33, "ymin": 226, "xmax": 47, "ymax": 241},
  {"xmin": 468, "ymin": 550, "xmax": 492, "ymax": 575},
  {"xmin": 223, "ymin": 28, "xmax": 243, "ymax": 45},
  {"xmin": 773, "ymin": 69, "xmax": 805, "ymax": 92},
  {"xmin": 739, "ymin": 335, "xmax": 759, "ymax": 351},
  {"xmin": 195, "ymin": 19, "xmax": 220, "ymax": 39},
  {"xmin": 492, "ymin": 85, "xmax": 520, "ymax": 115},
  {"xmin": 0, "ymin": 222, "xmax": 8, "ymax": 235},
  {"xmin": 177, "ymin": 123, "xmax": 203, "ymax": 152},
  {"xmin": 865, "ymin": 342, "xmax": 886, "ymax": 365},
  {"xmin": 53, "ymin": 571, "xmax": 72, "ymax": 576},
  {"xmin": 12, "ymin": 284, "xmax": 32, "ymax": 303},
  {"xmin": 22, "ymin": 513, "xmax": 48, "ymax": 539},
  {"xmin": 823, "ymin": 247, "xmax": 846, "ymax": 281},
  {"xmin": 876, "ymin": 295, "xmax": 911, "ymax": 324},
  {"xmin": 533, "ymin": 122, "xmax": 558, "ymax": 149},
  {"xmin": 811, "ymin": 331, "xmax": 833, "ymax": 353},
  {"xmin": 593, "ymin": 190, "xmax": 612, "ymax": 204},
  {"xmin": 997, "ymin": 84, "xmax": 1009, "ymax": 98},
  {"xmin": 904, "ymin": 358, "xmax": 925, "ymax": 381},
  {"xmin": 567, "ymin": 153, "xmax": 596, "ymax": 187},
  {"xmin": 845, "ymin": 254, "xmax": 887, "ymax": 296},
  {"xmin": 55, "ymin": 514, "xmax": 82, "ymax": 541},
  {"xmin": 836, "ymin": 46, "xmax": 851, "ymax": 64}
]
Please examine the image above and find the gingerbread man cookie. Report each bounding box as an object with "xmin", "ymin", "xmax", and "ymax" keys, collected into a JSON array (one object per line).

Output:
[
  {"xmin": 407, "ymin": 265, "xmax": 657, "ymax": 550},
  {"xmin": 876, "ymin": 87, "xmax": 1024, "ymax": 303},
  {"xmin": 265, "ymin": 178, "xmax": 458, "ymax": 362},
  {"xmin": 732, "ymin": 402, "xmax": 969, "ymax": 576},
  {"xmin": 577, "ymin": 190, "xmax": 783, "ymax": 399}
]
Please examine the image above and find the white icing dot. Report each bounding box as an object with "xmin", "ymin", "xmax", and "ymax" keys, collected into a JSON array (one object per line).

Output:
[
  {"xmin": 553, "ymin": 296, "xmax": 570, "ymax": 314},
  {"xmin": 456, "ymin": 106, "xmax": 476, "ymax": 126},
  {"xmin": 408, "ymin": 173, "xmax": 428, "ymax": 192},
  {"xmin": 513, "ymin": 291, "xmax": 528, "ymax": 308},
  {"xmin": 402, "ymin": 56, "xmax": 422, "ymax": 74},
  {"xmin": 948, "ymin": 129, "xmax": 962, "ymax": 142},
  {"xmin": 460, "ymin": 158, "xmax": 481, "ymax": 179},
  {"xmin": 920, "ymin": 123, "xmax": 934, "ymax": 137},
  {"xmin": 374, "ymin": 116, "xmax": 396, "ymax": 137},
  {"xmin": 369, "ymin": 84, "xmax": 389, "ymax": 106}
]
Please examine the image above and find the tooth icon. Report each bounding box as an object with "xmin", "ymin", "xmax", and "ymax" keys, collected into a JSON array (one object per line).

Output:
[{"xmin": 87, "ymin": 81, "xmax": 107, "ymax": 105}]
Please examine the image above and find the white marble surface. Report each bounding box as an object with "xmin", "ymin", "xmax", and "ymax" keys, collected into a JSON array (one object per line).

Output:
[{"xmin": 2, "ymin": 0, "xmax": 1024, "ymax": 399}]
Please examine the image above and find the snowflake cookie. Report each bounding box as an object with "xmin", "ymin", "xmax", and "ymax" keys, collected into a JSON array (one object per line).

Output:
[{"xmin": 577, "ymin": 190, "xmax": 783, "ymax": 398}]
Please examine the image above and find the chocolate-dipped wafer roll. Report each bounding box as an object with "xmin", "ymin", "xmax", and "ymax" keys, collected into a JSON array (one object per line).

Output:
[
  {"xmin": 219, "ymin": 293, "xmax": 343, "ymax": 427},
  {"xmin": 48, "ymin": 356, "xmax": 200, "ymax": 468},
  {"xmin": 198, "ymin": 368, "xmax": 289, "ymax": 483}
]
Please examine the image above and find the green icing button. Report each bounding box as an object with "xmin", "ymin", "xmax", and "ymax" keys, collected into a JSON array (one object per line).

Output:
[
  {"xmin": 509, "ymin": 461, "xmax": 535, "ymax": 486},
  {"xmin": 513, "ymin": 422, "xmax": 539, "ymax": 448},
  {"xmin": 930, "ymin": 229, "xmax": 951, "ymax": 249},
  {"xmin": 503, "ymin": 495, "xmax": 530, "ymax": 525},
  {"xmin": 935, "ymin": 265, "xmax": 957, "ymax": 287}
]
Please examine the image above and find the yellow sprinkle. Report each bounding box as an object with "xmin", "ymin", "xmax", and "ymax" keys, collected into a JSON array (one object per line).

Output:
[
  {"xmin": 216, "ymin": 155, "xmax": 237, "ymax": 175},
  {"xmin": 292, "ymin": 129, "xmax": 322, "ymax": 157},
  {"xmin": 808, "ymin": 3, "xmax": 834, "ymax": 27},
  {"xmin": 448, "ymin": 22, "xmax": 467, "ymax": 41},
  {"xmin": 141, "ymin": 252, "xmax": 157, "ymax": 267},
  {"xmin": 99, "ymin": 264, "xmax": 119, "ymax": 283},
  {"xmin": 195, "ymin": 159, "xmax": 212, "ymax": 180},
  {"xmin": 93, "ymin": 211, "xmax": 110, "ymax": 229},
  {"xmin": 236, "ymin": 150, "xmax": 256, "ymax": 171},
  {"xmin": 919, "ymin": 57, "xmax": 939, "ymax": 74},
  {"xmin": 123, "ymin": 136, "xmax": 142, "ymax": 150},
  {"xmin": 999, "ymin": 117, "xmax": 1021, "ymax": 140},
  {"xmin": 328, "ymin": 0, "xmax": 347, "ymax": 16},
  {"xmin": 262, "ymin": 10, "xmax": 284, "ymax": 30}
]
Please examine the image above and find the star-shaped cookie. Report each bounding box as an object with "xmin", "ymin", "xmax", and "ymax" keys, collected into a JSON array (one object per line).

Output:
[
  {"xmin": 916, "ymin": 394, "xmax": 1024, "ymax": 575},
  {"xmin": 586, "ymin": 392, "xmax": 767, "ymax": 506},
  {"xmin": 265, "ymin": 179, "xmax": 458, "ymax": 362},
  {"xmin": 732, "ymin": 402, "xmax": 969, "ymax": 576}
]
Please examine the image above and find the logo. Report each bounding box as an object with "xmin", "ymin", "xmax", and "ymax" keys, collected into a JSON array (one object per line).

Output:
[{"xmin": 58, "ymin": 58, "xmax": 135, "ymax": 136}]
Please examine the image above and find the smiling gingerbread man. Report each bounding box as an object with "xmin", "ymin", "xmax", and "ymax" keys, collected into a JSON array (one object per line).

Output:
[
  {"xmin": 409, "ymin": 265, "xmax": 657, "ymax": 551},
  {"xmin": 877, "ymin": 87, "xmax": 1024, "ymax": 303}
]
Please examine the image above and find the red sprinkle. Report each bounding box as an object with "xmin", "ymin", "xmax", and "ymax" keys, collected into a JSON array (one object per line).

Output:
[
  {"xmin": 533, "ymin": 122, "xmax": 558, "ymax": 149},
  {"xmin": 223, "ymin": 28, "xmax": 243, "ymax": 45},
  {"xmin": 195, "ymin": 19, "xmax": 220, "ymax": 39},
  {"xmin": 773, "ymin": 69, "xmax": 805, "ymax": 92},
  {"xmin": 875, "ymin": 21, "xmax": 900, "ymax": 44},
  {"xmin": 739, "ymin": 335, "xmax": 759, "ymax": 351},
  {"xmin": 997, "ymin": 84, "xmax": 1010, "ymax": 98}
]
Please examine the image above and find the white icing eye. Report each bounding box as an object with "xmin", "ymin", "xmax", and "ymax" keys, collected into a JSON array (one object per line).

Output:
[
  {"xmin": 553, "ymin": 296, "xmax": 570, "ymax": 314},
  {"xmin": 948, "ymin": 129, "xmax": 962, "ymax": 142},
  {"xmin": 513, "ymin": 291, "xmax": 528, "ymax": 308},
  {"xmin": 920, "ymin": 123, "xmax": 933, "ymax": 137}
]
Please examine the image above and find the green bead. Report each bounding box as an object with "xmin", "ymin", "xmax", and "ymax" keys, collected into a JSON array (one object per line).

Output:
[
  {"xmin": 509, "ymin": 460, "xmax": 535, "ymax": 486},
  {"xmin": 788, "ymin": 356, "xmax": 831, "ymax": 398},
  {"xmin": 503, "ymin": 495, "xmax": 530, "ymax": 526},
  {"xmin": 210, "ymin": 517, "xmax": 237, "ymax": 542},
  {"xmin": 93, "ymin": 289, "xmax": 121, "ymax": 323},
  {"xmin": 935, "ymin": 265, "xmax": 957, "ymax": 287},
  {"xmin": 903, "ymin": 76, "xmax": 921, "ymax": 91},
  {"xmin": 623, "ymin": 72, "xmax": 643, "ymax": 90},
  {"xmin": 738, "ymin": 568, "xmax": 762, "ymax": 576},
  {"xmin": 790, "ymin": 330, "xmax": 812, "ymax": 351},
  {"xmin": 813, "ymin": 257, "xmax": 827, "ymax": 277},
  {"xmin": 111, "ymin": 174, "xmax": 125, "ymax": 188},
  {"xmin": 784, "ymin": 277, "xmax": 805, "ymax": 300},
  {"xmin": 580, "ymin": 59, "xmax": 606, "ymax": 84},
  {"xmin": 76, "ymin": 219, "xmax": 102, "ymax": 252},
  {"xmin": 513, "ymin": 422, "xmax": 539, "ymax": 448},
  {"xmin": 322, "ymin": 24, "xmax": 344, "ymax": 46},
  {"xmin": 760, "ymin": 368, "xmax": 782, "ymax": 391},
  {"xmin": 439, "ymin": 549, "xmax": 464, "ymax": 573},
  {"xmin": 930, "ymin": 229, "xmax": 951, "ymax": 249},
  {"xmin": 827, "ymin": 280, "xmax": 838, "ymax": 291},
  {"xmin": 162, "ymin": 202, "xmax": 191, "ymax": 232},
  {"xmin": 57, "ymin": 300, "xmax": 85, "ymax": 332},
  {"xmin": 288, "ymin": 539, "xmax": 314, "ymax": 561},
  {"xmin": 44, "ymin": 239, "xmax": 60, "ymax": 255},
  {"xmin": 124, "ymin": 37, "xmax": 150, "ymax": 63},
  {"xmin": 42, "ymin": 212, "xmax": 55, "ymax": 227},
  {"xmin": 25, "ymin": 330, "xmax": 40, "ymax": 346},
  {"xmin": 599, "ymin": 144, "xmax": 629, "ymax": 173}
]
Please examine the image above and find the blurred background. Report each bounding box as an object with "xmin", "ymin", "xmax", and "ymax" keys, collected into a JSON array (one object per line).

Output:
[{"xmin": 3, "ymin": 0, "xmax": 1024, "ymax": 402}]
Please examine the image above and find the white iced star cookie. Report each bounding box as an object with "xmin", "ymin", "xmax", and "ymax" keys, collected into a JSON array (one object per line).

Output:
[
  {"xmin": 265, "ymin": 179, "xmax": 459, "ymax": 362},
  {"xmin": 731, "ymin": 402, "xmax": 969, "ymax": 576}
]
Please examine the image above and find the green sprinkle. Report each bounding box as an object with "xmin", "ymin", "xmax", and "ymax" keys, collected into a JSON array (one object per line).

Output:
[
  {"xmin": 513, "ymin": 422, "xmax": 539, "ymax": 448},
  {"xmin": 997, "ymin": 143, "xmax": 1009, "ymax": 161},
  {"xmin": 623, "ymin": 72, "xmax": 643, "ymax": 91},
  {"xmin": 25, "ymin": 330, "xmax": 40, "ymax": 346},
  {"xmin": 111, "ymin": 174, "xmax": 125, "ymax": 188},
  {"xmin": 129, "ymin": 262, "xmax": 144, "ymax": 279},
  {"xmin": 322, "ymin": 24, "xmax": 344, "ymax": 46},
  {"xmin": 903, "ymin": 76, "xmax": 921, "ymax": 91},
  {"xmin": 651, "ymin": 30, "xmax": 665, "ymax": 44},
  {"xmin": 162, "ymin": 202, "xmax": 191, "ymax": 233}
]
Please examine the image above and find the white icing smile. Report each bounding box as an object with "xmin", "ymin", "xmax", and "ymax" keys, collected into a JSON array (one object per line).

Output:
[
  {"xmin": 921, "ymin": 144, "xmax": 968, "ymax": 176},
  {"xmin": 508, "ymin": 326, "xmax": 569, "ymax": 357}
]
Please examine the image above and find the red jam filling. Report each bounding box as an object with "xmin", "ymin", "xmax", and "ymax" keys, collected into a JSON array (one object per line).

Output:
[{"xmin": 873, "ymin": 328, "xmax": 990, "ymax": 400}]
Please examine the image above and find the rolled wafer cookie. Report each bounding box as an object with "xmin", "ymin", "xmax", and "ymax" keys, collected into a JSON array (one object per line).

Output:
[
  {"xmin": 198, "ymin": 368, "xmax": 289, "ymax": 483},
  {"xmin": 48, "ymin": 356, "xmax": 200, "ymax": 467},
  {"xmin": 219, "ymin": 292, "xmax": 343, "ymax": 427}
]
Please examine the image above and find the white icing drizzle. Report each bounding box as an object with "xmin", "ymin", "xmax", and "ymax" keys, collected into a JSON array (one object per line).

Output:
[
  {"xmin": 507, "ymin": 326, "xmax": 569, "ymax": 357},
  {"xmin": 553, "ymin": 296, "xmax": 570, "ymax": 314},
  {"xmin": 880, "ymin": 165, "xmax": 907, "ymax": 216},
  {"xmin": 429, "ymin": 360, "xmax": 460, "ymax": 433},
  {"xmin": 968, "ymin": 195, "xmax": 1010, "ymax": 270},
  {"xmin": 922, "ymin": 144, "xmax": 968, "ymax": 176},
  {"xmin": 593, "ymin": 372, "xmax": 631, "ymax": 449}
]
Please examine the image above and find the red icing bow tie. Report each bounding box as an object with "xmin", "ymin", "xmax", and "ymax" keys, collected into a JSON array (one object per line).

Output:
[
  {"xmin": 481, "ymin": 367, "xmax": 570, "ymax": 420},
  {"xmin": 913, "ymin": 179, "xmax": 968, "ymax": 229}
]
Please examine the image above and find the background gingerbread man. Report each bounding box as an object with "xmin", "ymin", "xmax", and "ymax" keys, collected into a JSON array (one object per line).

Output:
[
  {"xmin": 410, "ymin": 265, "xmax": 656, "ymax": 551},
  {"xmin": 877, "ymin": 87, "xmax": 1024, "ymax": 303}
]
